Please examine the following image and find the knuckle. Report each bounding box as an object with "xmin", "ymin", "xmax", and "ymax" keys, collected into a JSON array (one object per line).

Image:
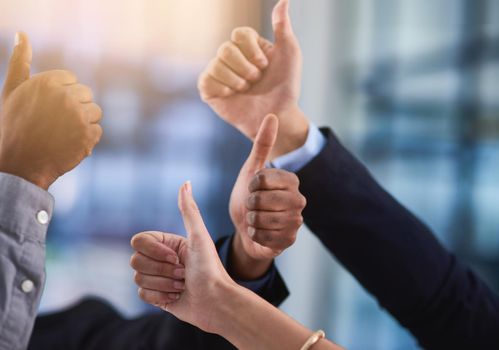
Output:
[
  {"xmin": 290, "ymin": 172, "xmax": 300, "ymax": 187},
  {"xmin": 83, "ymin": 128, "xmax": 94, "ymax": 144},
  {"xmin": 217, "ymin": 42, "xmax": 234, "ymax": 61},
  {"xmin": 250, "ymin": 170, "xmax": 270, "ymax": 191},
  {"xmin": 246, "ymin": 193, "xmax": 257, "ymax": 209},
  {"xmin": 246, "ymin": 211, "xmax": 256, "ymax": 226},
  {"xmin": 243, "ymin": 68, "xmax": 260, "ymax": 82},
  {"xmin": 138, "ymin": 288, "xmax": 145, "ymax": 299},
  {"xmin": 221, "ymin": 86, "xmax": 233, "ymax": 96},
  {"xmin": 93, "ymin": 103, "xmax": 103, "ymax": 119},
  {"xmin": 235, "ymin": 79, "xmax": 248, "ymax": 91},
  {"xmin": 130, "ymin": 253, "xmax": 141, "ymax": 270},
  {"xmin": 93, "ymin": 125, "xmax": 104, "ymax": 143},
  {"xmin": 250, "ymin": 50, "xmax": 263, "ymax": 62},
  {"xmin": 188, "ymin": 202, "xmax": 200, "ymax": 213},
  {"xmin": 133, "ymin": 272, "xmax": 143, "ymax": 285},
  {"xmin": 83, "ymin": 85, "xmax": 94, "ymax": 100},
  {"xmin": 130, "ymin": 235, "xmax": 140, "ymax": 249},
  {"xmin": 298, "ymin": 215, "xmax": 304, "ymax": 226},
  {"xmin": 255, "ymin": 172, "xmax": 268, "ymax": 188},
  {"xmin": 206, "ymin": 59, "xmax": 219, "ymax": 75},
  {"xmin": 197, "ymin": 72, "xmax": 213, "ymax": 93},
  {"xmin": 299, "ymin": 194, "xmax": 307, "ymax": 209},
  {"xmin": 200, "ymin": 92, "xmax": 210, "ymax": 103},
  {"xmin": 292, "ymin": 215, "xmax": 304, "ymax": 227},
  {"xmin": 210, "ymin": 60, "xmax": 225, "ymax": 77},
  {"xmin": 285, "ymin": 233, "xmax": 297, "ymax": 247},
  {"xmin": 231, "ymin": 26, "xmax": 255, "ymax": 43},
  {"xmin": 197, "ymin": 74, "xmax": 207, "ymax": 92},
  {"xmin": 129, "ymin": 254, "xmax": 138, "ymax": 268}
]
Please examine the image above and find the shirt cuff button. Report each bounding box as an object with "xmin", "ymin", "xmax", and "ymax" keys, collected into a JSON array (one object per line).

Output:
[
  {"xmin": 36, "ymin": 210, "xmax": 49, "ymax": 225},
  {"xmin": 21, "ymin": 279, "xmax": 34, "ymax": 293}
]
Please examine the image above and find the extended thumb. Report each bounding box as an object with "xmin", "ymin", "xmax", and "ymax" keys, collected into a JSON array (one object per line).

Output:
[
  {"xmin": 178, "ymin": 181, "xmax": 211, "ymax": 243},
  {"xmin": 2, "ymin": 32, "xmax": 32, "ymax": 101},
  {"xmin": 272, "ymin": 0, "xmax": 295, "ymax": 42},
  {"xmin": 246, "ymin": 114, "xmax": 279, "ymax": 172}
]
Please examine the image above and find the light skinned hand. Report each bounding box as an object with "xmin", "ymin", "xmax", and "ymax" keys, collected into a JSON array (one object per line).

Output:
[
  {"xmin": 131, "ymin": 182, "xmax": 342, "ymax": 350},
  {"xmin": 198, "ymin": 0, "xmax": 309, "ymax": 159},
  {"xmin": 130, "ymin": 232, "xmax": 186, "ymax": 302},
  {"xmin": 229, "ymin": 114, "xmax": 306, "ymax": 279},
  {"xmin": 131, "ymin": 181, "xmax": 236, "ymax": 334},
  {"xmin": 0, "ymin": 32, "xmax": 103, "ymax": 190}
]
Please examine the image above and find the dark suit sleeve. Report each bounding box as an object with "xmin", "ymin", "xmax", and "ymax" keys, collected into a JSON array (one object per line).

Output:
[
  {"xmin": 29, "ymin": 298, "xmax": 234, "ymax": 350},
  {"xmin": 217, "ymin": 234, "xmax": 289, "ymax": 307},
  {"xmin": 297, "ymin": 128, "xmax": 499, "ymax": 349},
  {"xmin": 28, "ymin": 236, "xmax": 288, "ymax": 350}
]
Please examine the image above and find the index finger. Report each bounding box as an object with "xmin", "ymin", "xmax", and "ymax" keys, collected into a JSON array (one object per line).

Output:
[
  {"xmin": 249, "ymin": 168, "xmax": 300, "ymax": 192},
  {"xmin": 131, "ymin": 232, "xmax": 180, "ymax": 264},
  {"xmin": 35, "ymin": 69, "xmax": 78, "ymax": 86},
  {"xmin": 231, "ymin": 27, "xmax": 269, "ymax": 70}
]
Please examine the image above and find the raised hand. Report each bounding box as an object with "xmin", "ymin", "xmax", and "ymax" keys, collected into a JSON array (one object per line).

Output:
[
  {"xmin": 198, "ymin": 0, "xmax": 309, "ymax": 159},
  {"xmin": 131, "ymin": 182, "xmax": 235, "ymax": 334},
  {"xmin": 0, "ymin": 32, "xmax": 103, "ymax": 190},
  {"xmin": 131, "ymin": 182, "xmax": 341, "ymax": 350},
  {"xmin": 229, "ymin": 115, "xmax": 306, "ymax": 280}
]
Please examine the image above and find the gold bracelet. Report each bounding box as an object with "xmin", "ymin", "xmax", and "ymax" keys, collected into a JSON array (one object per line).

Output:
[{"xmin": 300, "ymin": 330, "xmax": 326, "ymax": 350}]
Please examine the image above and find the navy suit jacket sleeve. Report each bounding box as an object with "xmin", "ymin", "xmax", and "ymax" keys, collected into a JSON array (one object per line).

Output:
[
  {"xmin": 28, "ymin": 235, "xmax": 289, "ymax": 350},
  {"xmin": 297, "ymin": 128, "xmax": 499, "ymax": 349}
]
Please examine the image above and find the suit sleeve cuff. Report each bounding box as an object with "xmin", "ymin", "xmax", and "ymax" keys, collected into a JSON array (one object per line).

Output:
[
  {"xmin": 0, "ymin": 173, "xmax": 54, "ymax": 243},
  {"xmin": 216, "ymin": 235, "xmax": 289, "ymax": 306},
  {"xmin": 270, "ymin": 123, "xmax": 327, "ymax": 173},
  {"xmin": 217, "ymin": 235, "xmax": 274, "ymax": 290}
]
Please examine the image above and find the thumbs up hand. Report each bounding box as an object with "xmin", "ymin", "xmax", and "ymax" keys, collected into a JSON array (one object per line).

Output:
[
  {"xmin": 0, "ymin": 32, "xmax": 103, "ymax": 190},
  {"xmin": 198, "ymin": 0, "xmax": 309, "ymax": 159},
  {"xmin": 131, "ymin": 181, "xmax": 236, "ymax": 334},
  {"xmin": 229, "ymin": 115, "xmax": 306, "ymax": 280}
]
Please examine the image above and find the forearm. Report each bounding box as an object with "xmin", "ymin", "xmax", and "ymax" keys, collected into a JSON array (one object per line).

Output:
[
  {"xmin": 31, "ymin": 298, "xmax": 237, "ymax": 350},
  {"xmin": 0, "ymin": 173, "xmax": 53, "ymax": 350},
  {"xmin": 214, "ymin": 283, "xmax": 341, "ymax": 350},
  {"xmin": 298, "ymin": 129, "xmax": 499, "ymax": 348},
  {"xmin": 270, "ymin": 105, "xmax": 309, "ymax": 159},
  {"xmin": 230, "ymin": 232, "xmax": 272, "ymax": 280}
]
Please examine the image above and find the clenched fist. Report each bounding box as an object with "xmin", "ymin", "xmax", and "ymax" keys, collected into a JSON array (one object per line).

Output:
[
  {"xmin": 131, "ymin": 181, "xmax": 235, "ymax": 334},
  {"xmin": 0, "ymin": 32, "xmax": 103, "ymax": 190},
  {"xmin": 198, "ymin": 0, "xmax": 309, "ymax": 159},
  {"xmin": 229, "ymin": 115, "xmax": 306, "ymax": 280}
]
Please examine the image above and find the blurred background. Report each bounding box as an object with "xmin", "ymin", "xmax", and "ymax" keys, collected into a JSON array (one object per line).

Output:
[{"xmin": 1, "ymin": 0, "xmax": 498, "ymax": 349}]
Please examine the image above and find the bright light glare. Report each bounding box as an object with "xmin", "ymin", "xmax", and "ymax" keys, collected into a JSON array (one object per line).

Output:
[{"xmin": 0, "ymin": 0, "xmax": 262, "ymax": 63}]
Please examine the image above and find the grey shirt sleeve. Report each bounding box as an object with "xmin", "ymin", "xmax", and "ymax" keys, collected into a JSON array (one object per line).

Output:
[{"xmin": 0, "ymin": 173, "xmax": 54, "ymax": 350}]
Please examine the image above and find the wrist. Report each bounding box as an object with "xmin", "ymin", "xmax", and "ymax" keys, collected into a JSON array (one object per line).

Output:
[
  {"xmin": 211, "ymin": 279, "xmax": 321, "ymax": 350},
  {"xmin": 210, "ymin": 281, "xmax": 256, "ymax": 339},
  {"xmin": 0, "ymin": 159, "xmax": 53, "ymax": 190},
  {"xmin": 271, "ymin": 105, "xmax": 309, "ymax": 159},
  {"xmin": 230, "ymin": 231, "xmax": 273, "ymax": 280}
]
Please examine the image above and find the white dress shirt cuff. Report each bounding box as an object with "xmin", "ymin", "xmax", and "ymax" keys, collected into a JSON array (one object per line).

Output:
[{"xmin": 270, "ymin": 123, "xmax": 326, "ymax": 173}]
